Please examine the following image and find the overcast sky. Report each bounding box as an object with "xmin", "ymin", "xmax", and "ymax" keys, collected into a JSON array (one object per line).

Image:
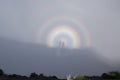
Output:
[{"xmin": 0, "ymin": 0, "xmax": 120, "ymax": 65}]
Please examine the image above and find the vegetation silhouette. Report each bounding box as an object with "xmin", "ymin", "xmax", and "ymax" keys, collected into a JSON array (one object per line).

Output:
[
  {"xmin": 75, "ymin": 75, "xmax": 86, "ymax": 80},
  {"xmin": 0, "ymin": 68, "xmax": 120, "ymax": 80},
  {"xmin": 0, "ymin": 69, "xmax": 4, "ymax": 76},
  {"xmin": 101, "ymin": 71, "xmax": 120, "ymax": 79}
]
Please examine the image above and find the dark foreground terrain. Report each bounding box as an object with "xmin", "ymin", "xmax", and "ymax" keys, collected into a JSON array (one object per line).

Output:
[{"xmin": 0, "ymin": 69, "xmax": 120, "ymax": 80}]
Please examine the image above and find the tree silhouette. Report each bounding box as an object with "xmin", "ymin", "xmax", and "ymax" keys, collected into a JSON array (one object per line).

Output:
[
  {"xmin": 39, "ymin": 73, "xmax": 44, "ymax": 77},
  {"xmin": 0, "ymin": 69, "xmax": 4, "ymax": 76},
  {"xmin": 101, "ymin": 73, "xmax": 108, "ymax": 78},
  {"xmin": 30, "ymin": 72, "xmax": 38, "ymax": 78}
]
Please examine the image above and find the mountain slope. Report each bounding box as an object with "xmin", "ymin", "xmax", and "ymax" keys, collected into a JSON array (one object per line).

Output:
[{"xmin": 0, "ymin": 37, "xmax": 119, "ymax": 77}]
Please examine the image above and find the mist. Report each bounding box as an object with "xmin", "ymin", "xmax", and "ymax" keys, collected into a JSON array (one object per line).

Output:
[{"xmin": 0, "ymin": 0, "xmax": 120, "ymax": 78}]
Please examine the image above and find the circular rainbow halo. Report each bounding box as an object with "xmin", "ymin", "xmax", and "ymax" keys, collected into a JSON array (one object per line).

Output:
[
  {"xmin": 36, "ymin": 16, "xmax": 90, "ymax": 49},
  {"xmin": 47, "ymin": 25, "xmax": 81, "ymax": 48}
]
